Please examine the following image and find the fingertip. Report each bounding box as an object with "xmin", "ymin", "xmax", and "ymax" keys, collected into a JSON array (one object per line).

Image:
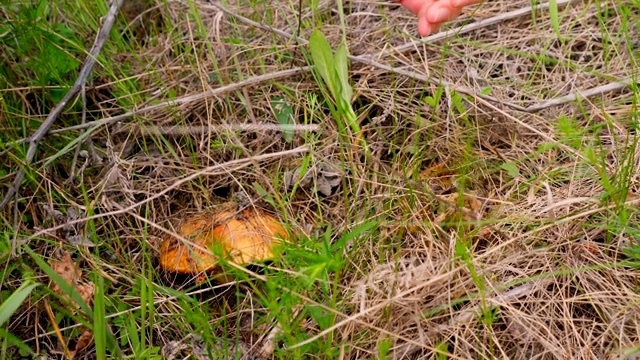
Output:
[
  {"xmin": 418, "ymin": 18, "xmax": 432, "ymax": 37},
  {"xmin": 451, "ymin": 0, "xmax": 481, "ymax": 7},
  {"xmin": 400, "ymin": 0, "xmax": 433, "ymax": 15}
]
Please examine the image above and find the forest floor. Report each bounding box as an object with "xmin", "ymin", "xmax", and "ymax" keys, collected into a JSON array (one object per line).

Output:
[{"xmin": 1, "ymin": 0, "xmax": 640, "ymax": 359}]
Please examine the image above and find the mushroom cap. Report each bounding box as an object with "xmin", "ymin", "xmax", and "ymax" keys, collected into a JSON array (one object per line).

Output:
[{"xmin": 159, "ymin": 206, "xmax": 288, "ymax": 274}]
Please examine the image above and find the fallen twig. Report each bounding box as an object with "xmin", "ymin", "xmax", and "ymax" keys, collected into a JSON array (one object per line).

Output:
[
  {"xmin": 203, "ymin": 2, "xmax": 526, "ymax": 112},
  {"xmin": 22, "ymin": 146, "xmax": 311, "ymax": 241},
  {"xmin": 524, "ymin": 78, "xmax": 635, "ymax": 113},
  {"xmin": 115, "ymin": 123, "xmax": 322, "ymax": 136},
  {"xmin": 0, "ymin": 0, "xmax": 123, "ymax": 209},
  {"xmin": 67, "ymin": 82, "xmax": 102, "ymax": 185},
  {"xmin": 371, "ymin": 0, "xmax": 576, "ymax": 59},
  {"xmin": 66, "ymin": 84, "xmax": 88, "ymax": 184},
  {"xmin": 1, "ymin": 66, "xmax": 311, "ymax": 150},
  {"xmin": 215, "ymin": 0, "xmax": 633, "ymax": 119}
]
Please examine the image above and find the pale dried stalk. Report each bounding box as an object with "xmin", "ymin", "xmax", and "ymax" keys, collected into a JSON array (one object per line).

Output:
[{"xmin": 117, "ymin": 123, "xmax": 321, "ymax": 136}]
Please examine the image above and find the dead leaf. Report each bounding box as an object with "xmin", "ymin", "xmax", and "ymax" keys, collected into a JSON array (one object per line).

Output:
[
  {"xmin": 161, "ymin": 334, "xmax": 259, "ymax": 360},
  {"xmin": 440, "ymin": 192, "xmax": 484, "ymax": 222},
  {"xmin": 419, "ymin": 161, "xmax": 456, "ymax": 194},
  {"xmin": 47, "ymin": 252, "xmax": 96, "ymax": 358},
  {"xmin": 66, "ymin": 235, "xmax": 96, "ymax": 247},
  {"xmin": 70, "ymin": 327, "xmax": 94, "ymax": 355},
  {"xmin": 285, "ymin": 162, "xmax": 342, "ymax": 196},
  {"xmin": 49, "ymin": 253, "xmax": 82, "ymax": 297},
  {"xmin": 48, "ymin": 251, "xmax": 95, "ymax": 312},
  {"xmin": 41, "ymin": 205, "xmax": 95, "ymax": 247}
]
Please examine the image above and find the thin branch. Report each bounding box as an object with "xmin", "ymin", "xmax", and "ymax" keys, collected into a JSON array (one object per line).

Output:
[
  {"xmin": 0, "ymin": 0, "xmax": 124, "ymax": 209},
  {"xmin": 351, "ymin": 57, "xmax": 527, "ymax": 111},
  {"xmin": 116, "ymin": 123, "xmax": 322, "ymax": 136},
  {"xmin": 1, "ymin": 67, "xmax": 311, "ymax": 153},
  {"xmin": 22, "ymin": 146, "xmax": 311, "ymax": 242},
  {"xmin": 524, "ymin": 78, "xmax": 635, "ymax": 112},
  {"xmin": 204, "ymin": 2, "xmax": 525, "ymax": 112},
  {"xmin": 66, "ymin": 83, "xmax": 88, "ymax": 185},
  {"xmin": 371, "ymin": 0, "xmax": 576, "ymax": 59},
  {"xmin": 53, "ymin": 66, "xmax": 310, "ymax": 133},
  {"xmin": 214, "ymin": 0, "xmax": 632, "ymax": 117}
]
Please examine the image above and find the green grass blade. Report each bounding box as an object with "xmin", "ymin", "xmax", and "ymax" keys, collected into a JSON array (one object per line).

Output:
[
  {"xmin": 43, "ymin": 125, "xmax": 96, "ymax": 166},
  {"xmin": 0, "ymin": 280, "xmax": 39, "ymax": 327},
  {"xmin": 0, "ymin": 328, "xmax": 34, "ymax": 356},
  {"xmin": 549, "ymin": 0, "xmax": 560, "ymax": 37},
  {"xmin": 93, "ymin": 272, "xmax": 106, "ymax": 360}
]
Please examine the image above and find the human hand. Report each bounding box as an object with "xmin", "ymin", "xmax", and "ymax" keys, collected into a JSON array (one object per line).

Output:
[{"xmin": 394, "ymin": 0, "xmax": 481, "ymax": 37}]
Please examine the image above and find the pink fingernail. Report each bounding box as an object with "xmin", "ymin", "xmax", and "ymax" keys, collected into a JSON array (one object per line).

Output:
[{"xmin": 431, "ymin": 8, "xmax": 451, "ymax": 23}]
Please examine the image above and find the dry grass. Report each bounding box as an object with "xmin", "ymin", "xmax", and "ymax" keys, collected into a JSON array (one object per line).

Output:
[{"xmin": 1, "ymin": 0, "xmax": 639, "ymax": 359}]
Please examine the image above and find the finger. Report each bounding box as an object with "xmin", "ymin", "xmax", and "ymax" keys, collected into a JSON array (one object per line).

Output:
[
  {"xmin": 446, "ymin": 7, "xmax": 464, "ymax": 22},
  {"xmin": 451, "ymin": 0, "xmax": 482, "ymax": 7},
  {"xmin": 424, "ymin": 2, "xmax": 453, "ymax": 24},
  {"xmin": 400, "ymin": 0, "xmax": 436, "ymax": 16},
  {"xmin": 418, "ymin": 17, "xmax": 436, "ymax": 37},
  {"xmin": 431, "ymin": 22, "xmax": 443, "ymax": 34},
  {"xmin": 421, "ymin": 21, "xmax": 442, "ymax": 36},
  {"xmin": 425, "ymin": 1, "xmax": 469, "ymax": 24}
]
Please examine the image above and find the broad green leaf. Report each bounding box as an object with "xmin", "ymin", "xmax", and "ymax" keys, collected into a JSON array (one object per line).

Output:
[
  {"xmin": 309, "ymin": 30, "xmax": 336, "ymax": 96},
  {"xmin": 308, "ymin": 305, "xmax": 334, "ymax": 330},
  {"xmin": 0, "ymin": 328, "xmax": 34, "ymax": 356},
  {"xmin": 334, "ymin": 42, "xmax": 352, "ymax": 102},
  {"xmin": 424, "ymin": 85, "xmax": 444, "ymax": 108},
  {"xmin": 537, "ymin": 142, "xmax": 557, "ymax": 152},
  {"xmin": 500, "ymin": 161, "xmax": 520, "ymax": 179},
  {"xmin": 549, "ymin": 0, "xmax": 560, "ymax": 37},
  {"xmin": 480, "ymin": 87, "xmax": 492, "ymax": 95},
  {"xmin": 0, "ymin": 280, "xmax": 39, "ymax": 327},
  {"xmin": 252, "ymin": 182, "xmax": 276, "ymax": 208},
  {"xmin": 338, "ymin": 97, "xmax": 360, "ymax": 133},
  {"xmin": 377, "ymin": 339, "xmax": 393, "ymax": 360},
  {"xmin": 300, "ymin": 263, "xmax": 327, "ymax": 287},
  {"xmin": 271, "ymin": 96, "xmax": 294, "ymax": 142}
]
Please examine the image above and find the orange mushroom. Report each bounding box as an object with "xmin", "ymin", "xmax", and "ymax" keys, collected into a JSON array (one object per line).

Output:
[{"xmin": 159, "ymin": 204, "xmax": 289, "ymax": 277}]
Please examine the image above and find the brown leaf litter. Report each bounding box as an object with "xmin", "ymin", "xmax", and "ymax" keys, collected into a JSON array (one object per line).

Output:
[
  {"xmin": 161, "ymin": 334, "xmax": 262, "ymax": 360},
  {"xmin": 47, "ymin": 251, "xmax": 95, "ymax": 357}
]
